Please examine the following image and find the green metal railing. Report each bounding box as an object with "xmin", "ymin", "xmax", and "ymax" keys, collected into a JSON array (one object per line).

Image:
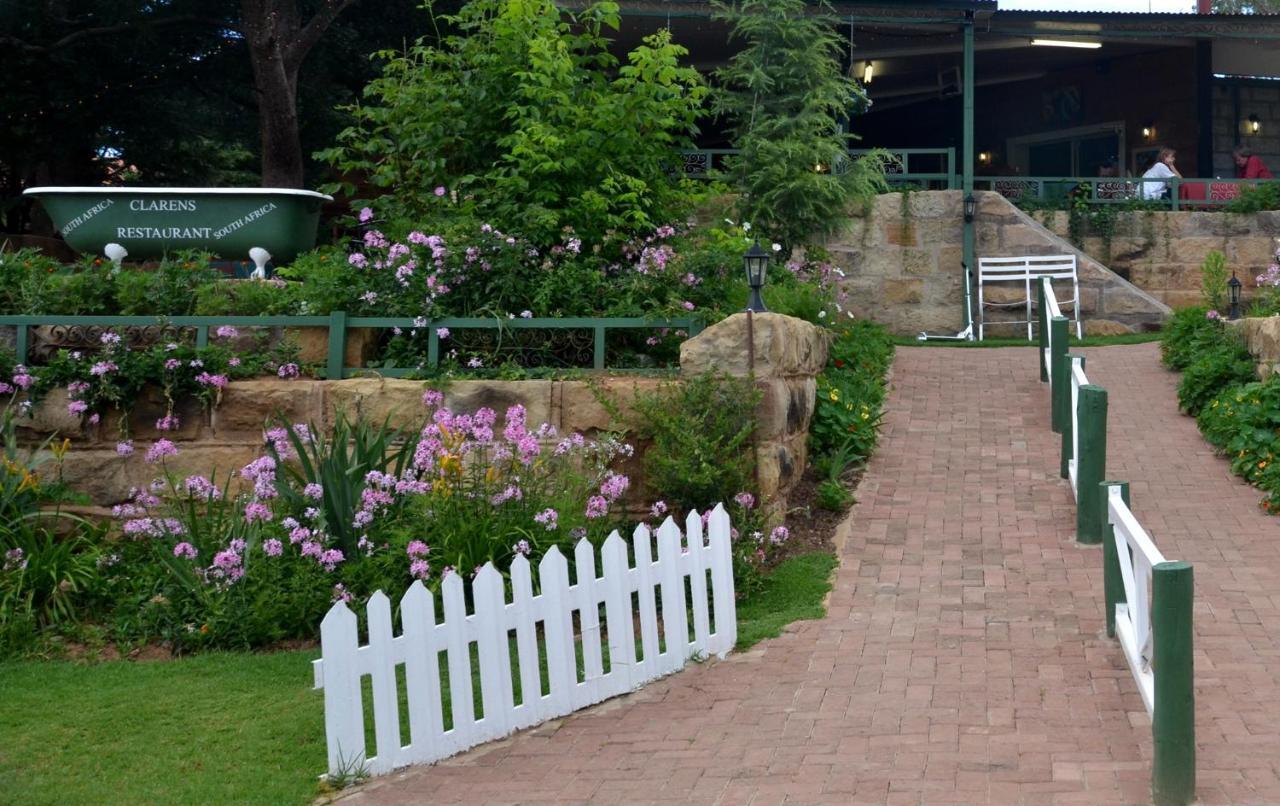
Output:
[
  {"xmin": 679, "ymin": 147, "xmax": 958, "ymax": 189},
  {"xmin": 0, "ymin": 313, "xmax": 703, "ymax": 379},
  {"xmin": 977, "ymin": 175, "xmax": 1279, "ymax": 209}
]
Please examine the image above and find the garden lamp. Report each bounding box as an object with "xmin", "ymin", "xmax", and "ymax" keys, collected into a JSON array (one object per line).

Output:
[
  {"xmin": 103, "ymin": 242, "xmax": 127, "ymax": 273},
  {"xmin": 964, "ymin": 194, "xmax": 976, "ymax": 223},
  {"xmin": 744, "ymin": 240, "xmax": 770, "ymax": 313},
  {"xmin": 1229, "ymin": 272, "xmax": 1242, "ymax": 320}
]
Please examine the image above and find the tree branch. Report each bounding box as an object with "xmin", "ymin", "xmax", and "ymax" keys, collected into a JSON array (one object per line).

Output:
[
  {"xmin": 285, "ymin": 0, "xmax": 359, "ymax": 72},
  {"xmin": 3, "ymin": 15, "xmax": 228, "ymax": 55}
]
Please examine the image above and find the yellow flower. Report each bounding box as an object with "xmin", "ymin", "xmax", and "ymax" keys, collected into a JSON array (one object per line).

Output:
[
  {"xmin": 861, "ymin": 412, "xmax": 870, "ymax": 420},
  {"xmin": 1260, "ymin": 461, "xmax": 1268, "ymax": 470},
  {"xmin": 829, "ymin": 389, "xmax": 839, "ymax": 402},
  {"xmin": 51, "ymin": 438, "xmax": 71, "ymax": 461}
]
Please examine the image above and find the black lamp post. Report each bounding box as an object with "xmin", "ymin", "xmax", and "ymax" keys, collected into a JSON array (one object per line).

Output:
[
  {"xmin": 744, "ymin": 240, "xmax": 770, "ymax": 312},
  {"xmin": 964, "ymin": 194, "xmax": 976, "ymax": 223},
  {"xmin": 1229, "ymin": 272, "xmax": 1242, "ymax": 320}
]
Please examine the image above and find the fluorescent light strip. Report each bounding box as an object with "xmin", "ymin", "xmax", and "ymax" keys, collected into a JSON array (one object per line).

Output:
[{"xmin": 1031, "ymin": 38, "xmax": 1102, "ymax": 49}]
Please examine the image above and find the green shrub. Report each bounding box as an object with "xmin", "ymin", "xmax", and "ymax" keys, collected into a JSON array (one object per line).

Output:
[
  {"xmin": 193, "ymin": 279, "xmax": 297, "ymax": 316},
  {"xmin": 1200, "ymin": 250, "xmax": 1229, "ymax": 314},
  {"xmin": 1196, "ymin": 379, "xmax": 1280, "ymax": 513},
  {"xmin": 1160, "ymin": 305, "xmax": 1218, "ymax": 371},
  {"xmin": 810, "ymin": 319, "xmax": 894, "ymax": 462},
  {"xmin": 1176, "ymin": 335, "xmax": 1255, "ymax": 415}
]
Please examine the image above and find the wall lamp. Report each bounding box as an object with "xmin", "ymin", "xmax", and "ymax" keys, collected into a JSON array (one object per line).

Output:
[
  {"xmin": 1249, "ymin": 114, "xmax": 1262, "ymax": 135},
  {"xmin": 863, "ymin": 61, "xmax": 874, "ymax": 85}
]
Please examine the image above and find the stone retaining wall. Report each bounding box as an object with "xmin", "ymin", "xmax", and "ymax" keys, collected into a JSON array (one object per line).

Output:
[
  {"xmin": 1234, "ymin": 316, "xmax": 1280, "ymax": 380},
  {"xmin": 824, "ymin": 190, "xmax": 1170, "ymax": 337},
  {"xmin": 20, "ymin": 313, "xmax": 829, "ymax": 518},
  {"xmin": 1038, "ymin": 210, "xmax": 1280, "ymax": 311}
]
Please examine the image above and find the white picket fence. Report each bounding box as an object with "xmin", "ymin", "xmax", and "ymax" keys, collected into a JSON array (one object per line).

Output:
[
  {"xmin": 1105, "ymin": 485, "xmax": 1165, "ymax": 716},
  {"xmin": 312, "ymin": 505, "xmax": 737, "ymax": 778}
]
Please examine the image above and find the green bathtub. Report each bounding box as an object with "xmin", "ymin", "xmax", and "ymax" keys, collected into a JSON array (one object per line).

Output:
[{"xmin": 22, "ymin": 186, "xmax": 333, "ymax": 263}]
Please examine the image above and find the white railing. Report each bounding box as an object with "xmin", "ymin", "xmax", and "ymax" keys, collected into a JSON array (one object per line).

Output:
[
  {"xmin": 1041, "ymin": 277, "xmax": 1063, "ymax": 379},
  {"xmin": 1068, "ymin": 355, "xmax": 1088, "ymax": 498},
  {"xmin": 1106, "ymin": 486, "xmax": 1166, "ymax": 716},
  {"xmin": 313, "ymin": 506, "xmax": 736, "ymax": 779}
]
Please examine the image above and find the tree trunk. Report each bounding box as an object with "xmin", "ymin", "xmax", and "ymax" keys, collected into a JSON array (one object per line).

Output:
[{"xmin": 241, "ymin": 0, "xmax": 355, "ymax": 188}]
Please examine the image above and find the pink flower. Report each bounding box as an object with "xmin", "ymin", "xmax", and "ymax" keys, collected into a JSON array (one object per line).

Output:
[
  {"xmin": 215, "ymin": 325, "xmax": 239, "ymax": 339},
  {"xmin": 682, "ymin": 301, "xmax": 696, "ymax": 311},
  {"xmin": 769, "ymin": 526, "xmax": 790, "ymax": 545},
  {"xmin": 534, "ymin": 508, "xmax": 559, "ymax": 530},
  {"xmin": 599, "ymin": 472, "xmax": 629, "ymax": 502},
  {"xmin": 244, "ymin": 501, "xmax": 273, "ymax": 523},
  {"xmin": 434, "ymin": 186, "xmax": 446, "ymax": 197},
  {"xmin": 436, "ymin": 327, "xmax": 450, "ymax": 339},
  {"xmin": 410, "ymin": 559, "xmax": 430, "ymax": 579},
  {"xmin": 173, "ymin": 542, "xmax": 198, "ymax": 560},
  {"xmin": 332, "ymin": 583, "xmax": 354, "ymax": 603},
  {"xmin": 303, "ymin": 483, "xmax": 323, "ymax": 500},
  {"xmin": 155, "ymin": 413, "xmax": 180, "ymax": 432},
  {"xmin": 144, "ymin": 439, "xmax": 178, "ymax": 464},
  {"xmin": 1206, "ymin": 309, "xmax": 1221, "ymax": 321},
  {"xmin": 358, "ymin": 207, "xmax": 374, "ymax": 223},
  {"xmin": 67, "ymin": 400, "xmax": 89, "ymax": 416},
  {"xmin": 262, "ymin": 538, "xmax": 283, "ymax": 557},
  {"xmin": 228, "ymin": 357, "xmax": 241, "ymax": 367},
  {"xmin": 116, "ymin": 441, "xmax": 134, "ymax": 456},
  {"xmin": 89, "ymin": 361, "xmax": 117, "ymax": 376},
  {"xmin": 277, "ymin": 363, "xmax": 300, "ymax": 379},
  {"xmin": 164, "ymin": 358, "xmax": 181, "ymax": 370},
  {"xmin": 320, "ymin": 549, "xmax": 345, "ymax": 571},
  {"xmin": 195, "ymin": 372, "xmax": 228, "ymax": 388},
  {"xmin": 585, "ymin": 495, "xmax": 608, "ymax": 519},
  {"xmin": 650, "ymin": 500, "xmax": 668, "ymax": 519},
  {"xmin": 512, "ymin": 539, "xmax": 531, "ymax": 556},
  {"xmin": 734, "ymin": 492, "xmax": 756, "ymax": 510},
  {"xmin": 406, "ymin": 540, "xmax": 430, "ymax": 557}
]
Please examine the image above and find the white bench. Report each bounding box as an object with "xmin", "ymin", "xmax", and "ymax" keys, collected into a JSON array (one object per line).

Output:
[{"xmin": 977, "ymin": 255, "xmax": 1081, "ymax": 341}]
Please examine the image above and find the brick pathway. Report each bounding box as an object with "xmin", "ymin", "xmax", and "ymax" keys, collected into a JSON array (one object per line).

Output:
[{"xmin": 341, "ymin": 343, "xmax": 1279, "ymax": 805}]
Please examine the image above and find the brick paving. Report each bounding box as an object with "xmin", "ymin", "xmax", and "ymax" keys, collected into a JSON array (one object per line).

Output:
[{"xmin": 341, "ymin": 343, "xmax": 1280, "ymax": 805}]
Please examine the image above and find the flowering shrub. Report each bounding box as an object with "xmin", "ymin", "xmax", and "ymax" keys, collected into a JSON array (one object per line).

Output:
[
  {"xmin": 810, "ymin": 320, "xmax": 894, "ymax": 462},
  {"xmin": 108, "ymin": 392, "xmax": 635, "ymax": 650},
  {"xmin": 1197, "ymin": 380, "xmax": 1280, "ymax": 513},
  {"xmin": 1251, "ymin": 238, "xmax": 1280, "ymax": 316}
]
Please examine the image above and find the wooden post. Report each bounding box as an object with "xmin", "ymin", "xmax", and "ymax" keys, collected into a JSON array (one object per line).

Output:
[
  {"xmin": 1050, "ymin": 316, "xmax": 1069, "ymax": 434},
  {"xmin": 1076, "ymin": 384, "xmax": 1108, "ymax": 544},
  {"xmin": 1099, "ymin": 481, "xmax": 1130, "ymax": 638},
  {"xmin": 326, "ymin": 309, "xmax": 348, "ymax": 380},
  {"xmin": 1152, "ymin": 561, "xmax": 1195, "ymax": 805}
]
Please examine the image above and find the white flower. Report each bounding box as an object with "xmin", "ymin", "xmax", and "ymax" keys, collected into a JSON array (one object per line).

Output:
[
  {"xmin": 818, "ymin": 310, "xmax": 827, "ymax": 318},
  {"xmin": 834, "ymin": 268, "xmax": 846, "ymax": 277},
  {"xmin": 771, "ymin": 243, "xmax": 782, "ymax": 252},
  {"xmin": 724, "ymin": 218, "xmax": 735, "ymax": 226},
  {"xmin": 742, "ymin": 222, "xmax": 751, "ymax": 232}
]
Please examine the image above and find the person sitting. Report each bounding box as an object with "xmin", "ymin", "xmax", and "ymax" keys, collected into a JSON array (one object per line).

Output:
[
  {"xmin": 1233, "ymin": 146, "xmax": 1274, "ymax": 180},
  {"xmin": 1142, "ymin": 147, "xmax": 1181, "ymax": 200}
]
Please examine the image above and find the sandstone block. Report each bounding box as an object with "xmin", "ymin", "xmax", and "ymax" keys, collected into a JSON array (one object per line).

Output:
[
  {"xmin": 1083, "ymin": 319, "xmax": 1136, "ymax": 336},
  {"xmin": 680, "ymin": 313, "xmax": 830, "ymax": 379},
  {"xmin": 937, "ymin": 245, "xmax": 963, "ymax": 272},
  {"xmin": 555, "ymin": 377, "xmax": 666, "ymax": 434},
  {"xmin": 901, "ymin": 248, "xmax": 935, "ymax": 276},
  {"xmin": 1102, "ymin": 288, "xmax": 1166, "ymax": 316},
  {"xmin": 1001, "ymin": 225, "xmax": 1052, "ymax": 251},
  {"xmin": 882, "ymin": 279, "xmax": 924, "ymax": 305},
  {"xmin": 211, "ymin": 380, "xmax": 325, "ymax": 436},
  {"xmin": 293, "ymin": 326, "xmax": 381, "ymax": 369},
  {"xmin": 323, "ymin": 378, "xmax": 434, "ymax": 432},
  {"xmin": 1170, "ymin": 238, "xmax": 1228, "ymax": 267},
  {"xmin": 439, "ymin": 381, "xmax": 553, "ymax": 430},
  {"xmin": 15, "ymin": 387, "xmax": 84, "ymax": 439},
  {"xmin": 757, "ymin": 378, "xmax": 817, "ymax": 441},
  {"xmin": 882, "ymin": 220, "xmax": 919, "ymax": 247}
]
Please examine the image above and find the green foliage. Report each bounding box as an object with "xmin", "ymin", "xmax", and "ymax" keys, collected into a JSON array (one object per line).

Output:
[
  {"xmin": 1200, "ymin": 249, "xmax": 1229, "ymax": 313},
  {"xmin": 1196, "ymin": 379, "xmax": 1280, "ymax": 513},
  {"xmin": 1224, "ymin": 181, "xmax": 1280, "ymax": 213},
  {"xmin": 193, "ymin": 279, "xmax": 298, "ymax": 316},
  {"xmin": 1161, "ymin": 305, "xmax": 1220, "ymax": 371},
  {"xmin": 1177, "ymin": 335, "xmax": 1256, "ymax": 415},
  {"xmin": 810, "ymin": 320, "xmax": 894, "ymax": 462},
  {"xmin": 630, "ymin": 371, "xmax": 760, "ymax": 513},
  {"xmin": 320, "ymin": 0, "xmax": 706, "ymax": 246},
  {"xmin": 711, "ymin": 0, "xmax": 887, "ymax": 252}
]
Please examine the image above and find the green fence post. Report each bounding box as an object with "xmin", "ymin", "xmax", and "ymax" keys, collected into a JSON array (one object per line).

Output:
[
  {"xmin": 1050, "ymin": 316, "xmax": 1069, "ymax": 434},
  {"xmin": 593, "ymin": 325, "xmax": 606, "ymax": 370},
  {"xmin": 1152, "ymin": 561, "xmax": 1195, "ymax": 806},
  {"xmin": 1099, "ymin": 480, "xmax": 1129, "ymax": 638},
  {"xmin": 1076, "ymin": 383, "xmax": 1107, "ymax": 544},
  {"xmin": 326, "ymin": 310, "xmax": 348, "ymax": 380},
  {"xmin": 14, "ymin": 324, "xmax": 28, "ymax": 366},
  {"xmin": 1038, "ymin": 280, "xmax": 1048, "ymax": 383},
  {"xmin": 1060, "ymin": 354, "xmax": 1084, "ymax": 480}
]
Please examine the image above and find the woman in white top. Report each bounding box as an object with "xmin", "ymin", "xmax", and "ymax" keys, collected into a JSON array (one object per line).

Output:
[{"xmin": 1141, "ymin": 147, "xmax": 1182, "ymax": 200}]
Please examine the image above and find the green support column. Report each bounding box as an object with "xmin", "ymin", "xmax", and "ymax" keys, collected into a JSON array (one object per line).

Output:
[
  {"xmin": 961, "ymin": 11, "xmax": 975, "ymax": 334},
  {"xmin": 1152, "ymin": 561, "xmax": 1195, "ymax": 806},
  {"xmin": 1050, "ymin": 316, "xmax": 1069, "ymax": 434},
  {"xmin": 1076, "ymin": 384, "xmax": 1108, "ymax": 544},
  {"xmin": 1099, "ymin": 480, "xmax": 1130, "ymax": 638},
  {"xmin": 1038, "ymin": 280, "xmax": 1048, "ymax": 382}
]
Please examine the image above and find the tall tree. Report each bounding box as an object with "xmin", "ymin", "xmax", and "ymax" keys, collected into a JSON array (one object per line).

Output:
[{"xmin": 240, "ymin": 0, "xmax": 359, "ymax": 187}]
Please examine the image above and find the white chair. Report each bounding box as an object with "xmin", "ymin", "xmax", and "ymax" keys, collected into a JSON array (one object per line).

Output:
[{"xmin": 977, "ymin": 254, "xmax": 1081, "ymax": 341}]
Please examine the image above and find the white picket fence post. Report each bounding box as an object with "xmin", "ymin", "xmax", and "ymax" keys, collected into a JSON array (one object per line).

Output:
[{"xmin": 313, "ymin": 505, "xmax": 737, "ymax": 779}]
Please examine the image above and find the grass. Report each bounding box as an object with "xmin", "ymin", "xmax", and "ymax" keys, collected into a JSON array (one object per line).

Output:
[
  {"xmin": 0, "ymin": 649, "xmax": 325, "ymax": 806},
  {"xmin": 896, "ymin": 331, "xmax": 1161, "ymax": 348},
  {"xmin": 0, "ymin": 551, "xmax": 838, "ymax": 805}
]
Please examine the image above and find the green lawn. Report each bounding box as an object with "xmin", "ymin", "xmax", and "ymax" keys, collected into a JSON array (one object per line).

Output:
[{"xmin": 0, "ymin": 551, "xmax": 837, "ymax": 805}]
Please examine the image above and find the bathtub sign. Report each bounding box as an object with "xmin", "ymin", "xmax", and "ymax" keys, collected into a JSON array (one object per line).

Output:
[{"xmin": 23, "ymin": 187, "xmax": 330, "ymax": 262}]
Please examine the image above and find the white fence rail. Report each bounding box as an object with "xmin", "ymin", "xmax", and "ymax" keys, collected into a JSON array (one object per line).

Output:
[
  {"xmin": 1106, "ymin": 486, "xmax": 1167, "ymax": 716},
  {"xmin": 313, "ymin": 505, "xmax": 737, "ymax": 779},
  {"xmin": 1068, "ymin": 355, "xmax": 1088, "ymax": 498}
]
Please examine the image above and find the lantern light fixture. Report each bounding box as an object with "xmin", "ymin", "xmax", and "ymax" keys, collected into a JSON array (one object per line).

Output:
[
  {"xmin": 1229, "ymin": 272, "xmax": 1242, "ymax": 320},
  {"xmin": 863, "ymin": 60, "xmax": 874, "ymax": 85},
  {"xmin": 964, "ymin": 194, "xmax": 976, "ymax": 223},
  {"xmin": 1249, "ymin": 114, "xmax": 1262, "ymax": 135},
  {"xmin": 744, "ymin": 240, "xmax": 770, "ymax": 313}
]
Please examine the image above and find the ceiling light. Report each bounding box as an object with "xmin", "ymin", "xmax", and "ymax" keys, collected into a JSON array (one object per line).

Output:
[{"xmin": 1031, "ymin": 38, "xmax": 1102, "ymax": 49}]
